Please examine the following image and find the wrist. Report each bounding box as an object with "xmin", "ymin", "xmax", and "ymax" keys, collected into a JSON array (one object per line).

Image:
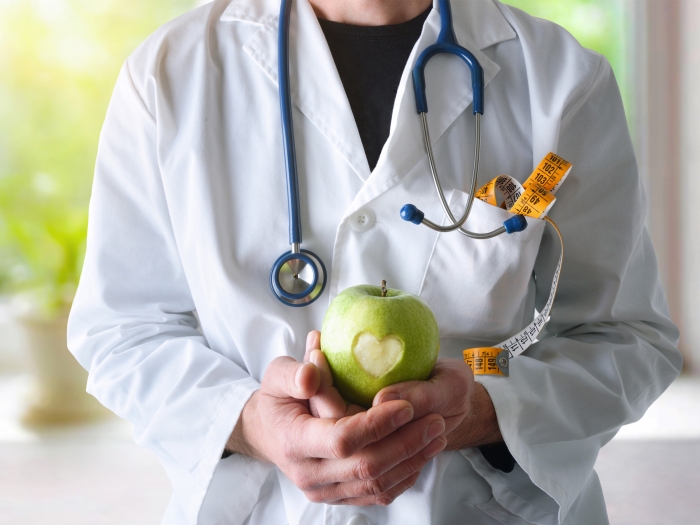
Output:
[
  {"xmin": 445, "ymin": 382, "xmax": 502, "ymax": 450},
  {"xmin": 225, "ymin": 391, "xmax": 271, "ymax": 462}
]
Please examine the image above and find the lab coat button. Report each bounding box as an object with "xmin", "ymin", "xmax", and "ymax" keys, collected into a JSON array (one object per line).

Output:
[
  {"xmin": 346, "ymin": 515, "xmax": 370, "ymax": 525},
  {"xmin": 349, "ymin": 208, "xmax": 376, "ymax": 232}
]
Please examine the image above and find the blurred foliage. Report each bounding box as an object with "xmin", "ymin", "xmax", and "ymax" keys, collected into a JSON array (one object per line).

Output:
[
  {"xmin": 0, "ymin": 0, "xmax": 626, "ymax": 316},
  {"xmin": 505, "ymin": 0, "xmax": 629, "ymax": 107},
  {"xmin": 0, "ymin": 0, "xmax": 196, "ymax": 315}
]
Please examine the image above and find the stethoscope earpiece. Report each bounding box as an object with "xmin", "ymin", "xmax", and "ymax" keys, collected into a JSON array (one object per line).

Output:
[
  {"xmin": 503, "ymin": 215, "xmax": 528, "ymax": 234},
  {"xmin": 270, "ymin": 249, "xmax": 327, "ymax": 307},
  {"xmin": 400, "ymin": 204, "xmax": 425, "ymax": 225}
]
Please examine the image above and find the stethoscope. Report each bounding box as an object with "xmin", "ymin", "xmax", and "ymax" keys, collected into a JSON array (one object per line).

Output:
[{"xmin": 270, "ymin": 0, "xmax": 528, "ymax": 307}]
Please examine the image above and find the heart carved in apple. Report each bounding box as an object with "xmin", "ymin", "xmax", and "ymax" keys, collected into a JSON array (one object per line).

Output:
[
  {"xmin": 353, "ymin": 333, "xmax": 403, "ymax": 378},
  {"xmin": 321, "ymin": 281, "xmax": 440, "ymax": 408}
]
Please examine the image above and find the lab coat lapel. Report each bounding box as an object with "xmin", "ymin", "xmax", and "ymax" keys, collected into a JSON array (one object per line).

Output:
[
  {"xmin": 221, "ymin": 0, "xmax": 518, "ymax": 206},
  {"xmin": 221, "ymin": 0, "xmax": 372, "ymax": 181},
  {"xmin": 348, "ymin": 0, "xmax": 516, "ymax": 213}
]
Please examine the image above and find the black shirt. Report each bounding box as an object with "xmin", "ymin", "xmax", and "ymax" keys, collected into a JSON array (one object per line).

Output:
[{"xmin": 319, "ymin": 8, "xmax": 430, "ymax": 171}]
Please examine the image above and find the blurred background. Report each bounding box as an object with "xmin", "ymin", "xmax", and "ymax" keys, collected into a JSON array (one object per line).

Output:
[{"xmin": 0, "ymin": 0, "xmax": 698, "ymax": 524}]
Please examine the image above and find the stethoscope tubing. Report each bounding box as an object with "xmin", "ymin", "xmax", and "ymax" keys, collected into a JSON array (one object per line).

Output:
[
  {"xmin": 418, "ymin": 113, "xmax": 507, "ymax": 239},
  {"xmin": 279, "ymin": 0, "xmax": 303, "ymax": 246},
  {"xmin": 412, "ymin": 0, "xmax": 485, "ymax": 116},
  {"xmin": 271, "ymin": 0, "xmax": 327, "ymax": 307},
  {"xmin": 404, "ymin": 0, "xmax": 523, "ymax": 239}
]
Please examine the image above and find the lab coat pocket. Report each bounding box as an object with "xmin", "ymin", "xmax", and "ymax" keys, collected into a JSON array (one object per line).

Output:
[{"xmin": 418, "ymin": 190, "xmax": 545, "ymax": 342}]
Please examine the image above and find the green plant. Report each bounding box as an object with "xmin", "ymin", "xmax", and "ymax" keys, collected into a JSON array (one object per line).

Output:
[
  {"xmin": 0, "ymin": 0, "xmax": 195, "ymax": 316},
  {"xmin": 0, "ymin": 172, "xmax": 87, "ymax": 314}
]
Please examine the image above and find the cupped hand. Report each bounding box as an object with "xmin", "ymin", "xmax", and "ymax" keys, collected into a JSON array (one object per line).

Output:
[
  {"xmin": 232, "ymin": 346, "xmax": 447, "ymax": 506},
  {"xmin": 373, "ymin": 358, "xmax": 490, "ymax": 450},
  {"xmin": 374, "ymin": 359, "xmax": 473, "ymax": 433}
]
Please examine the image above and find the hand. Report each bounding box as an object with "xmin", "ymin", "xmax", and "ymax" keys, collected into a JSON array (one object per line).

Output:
[
  {"xmin": 226, "ymin": 351, "xmax": 447, "ymax": 506},
  {"xmin": 373, "ymin": 358, "xmax": 502, "ymax": 450}
]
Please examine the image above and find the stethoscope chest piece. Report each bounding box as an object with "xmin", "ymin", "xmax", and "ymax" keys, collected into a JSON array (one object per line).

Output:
[{"xmin": 270, "ymin": 249, "xmax": 327, "ymax": 307}]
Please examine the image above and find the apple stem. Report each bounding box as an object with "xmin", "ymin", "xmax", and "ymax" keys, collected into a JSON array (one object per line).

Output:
[{"xmin": 381, "ymin": 280, "xmax": 387, "ymax": 297}]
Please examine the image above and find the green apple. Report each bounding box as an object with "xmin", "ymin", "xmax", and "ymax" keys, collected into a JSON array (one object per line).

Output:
[{"xmin": 320, "ymin": 282, "xmax": 440, "ymax": 408}]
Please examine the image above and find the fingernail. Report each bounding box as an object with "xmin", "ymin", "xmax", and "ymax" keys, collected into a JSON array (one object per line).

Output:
[
  {"xmin": 376, "ymin": 393, "xmax": 402, "ymax": 406},
  {"xmin": 306, "ymin": 331, "xmax": 316, "ymax": 350},
  {"xmin": 424, "ymin": 437, "xmax": 446, "ymax": 459},
  {"xmin": 424, "ymin": 420, "xmax": 445, "ymax": 443},
  {"xmin": 392, "ymin": 407, "xmax": 414, "ymax": 428},
  {"xmin": 309, "ymin": 349, "xmax": 322, "ymax": 367}
]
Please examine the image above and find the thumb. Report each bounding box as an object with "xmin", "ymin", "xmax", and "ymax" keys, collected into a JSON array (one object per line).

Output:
[{"xmin": 261, "ymin": 356, "xmax": 321, "ymax": 399}]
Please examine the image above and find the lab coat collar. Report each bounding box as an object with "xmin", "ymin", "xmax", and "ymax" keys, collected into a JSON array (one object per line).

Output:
[
  {"xmin": 222, "ymin": 0, "xmax": 372, "ymax": 180},
  {"xmin": 220, "ymin": 0, "xmax": 277, "ymax": 25},
  {"xmin": 220, "ymin": 0, "xmax": 516, "ymax": 198},
  {"xmin": 220, "ymin": 0, "xmax": 515, "ymax": 50}
]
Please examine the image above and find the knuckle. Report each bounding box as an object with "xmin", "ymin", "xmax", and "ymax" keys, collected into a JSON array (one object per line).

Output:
[
  {"xmin": 366, "ymin": 412, "xmax": 385, "ymax": 442},
  {"xmin": 292, "ymin": 471, "xmax": 312, "ymax": 491},
  {"xmin": 266, "ymin": 356, "xmax": 287, "ymax": 378},
  {"xmin": 375, "ymin": 475, "xmax": 419, "ymax": 507},
  {"xmin": 281, "ymin": 439, "xmax": 297, "ymax": 461},
  {"xmin": 354, "ymin": 458, "xmax": 380, "ymax": 482},
  {"xmin": 304, "ymin": 490, "xmax": 327, "ymax": 504},
  {"xmin": 397, "ymin": 440, "xmax": 413, "ymax": 464},
  {"xmin": 287, "ymin": 466, "xmax": 303, "ymax": 485},
  {"xmin": 402, "ymin": 458, "xmax": 421, "ymax": 478},
  {"xmin": 330, "ymin": 432, "xmax": 355, "ymax": 459},
  {"xmin": 367, "ymin": 478, "xmax": 386, "ymax": 496},
  {"xmin": 376, "ymin": 493, "xmax": 395, "ymax": 506}
]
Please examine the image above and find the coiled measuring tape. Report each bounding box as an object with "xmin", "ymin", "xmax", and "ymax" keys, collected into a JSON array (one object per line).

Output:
[{"xmin": 463, "ymin": 153, "xmax": 570, "ymax": 377}]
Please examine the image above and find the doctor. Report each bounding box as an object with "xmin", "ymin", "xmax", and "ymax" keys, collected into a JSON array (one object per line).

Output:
[{"xmin": 68, "ymin": 0, "xmax": 682, "ymax": 524}]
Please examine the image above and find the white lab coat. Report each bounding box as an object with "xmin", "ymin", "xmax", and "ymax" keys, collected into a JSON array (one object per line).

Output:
[{"xmin": 67, "ymin": 0, "xmax": 682, "ymax": 523}]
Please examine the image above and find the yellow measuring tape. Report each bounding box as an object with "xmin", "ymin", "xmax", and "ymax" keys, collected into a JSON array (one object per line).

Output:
[{"xmin": 464, "ymin": 153, "xmax": 569, "ymax": 377}]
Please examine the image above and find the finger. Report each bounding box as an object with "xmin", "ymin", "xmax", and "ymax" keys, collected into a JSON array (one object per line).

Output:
[
  {"xmin": 308, "ymin": 350, "xmax": 348, "ymax": 419},
  {"xmin": 307, "ymin": 423, "xmax": 445, "ymax": 502},
  {"xmin": 311, "ymin": 400, "xmax": 364, "ymax": 418},
  {"xmin": 310, "ymin": 349, "xmax": 334, "ymax": 391},
  {"xmin": 289, "ymin": 414, "xmax": 443, "ymax": 501},
  {"xmin": 345, "ymin": 404, "xmax": 365, "ymax": 416},
  {"xmin": 335, "ymin": 470, "xmax": 422, "ymax": 507},
  {"xmin": 261, "ymin": 356, "xmax": 321, "ymax": 400},
  {"xmin": 305, "ymin": 330, "xmax": 321, "ymax": 361},
  {"xmin": 293, "ymin": 400, "xmax": 414, "ymax": 459},
  {"xmin": 308, "ymin": 349, "xmax": 366, "ymax": 417},
  {"xmin": 303, "ymin": 413, "xmax": 444, "ymax": 490},
  {"xmin": 366, "ymin": 435, "xmax": 445, "ymax": 490},
  {"xmin": 307, "ymin": 330, "xmax": 321, "ymax": 351},
  {"xmin": 373, "ymin": 359, "xmax": 473, "ymax": 427}
]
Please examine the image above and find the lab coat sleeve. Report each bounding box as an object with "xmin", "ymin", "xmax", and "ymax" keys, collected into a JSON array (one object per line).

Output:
[
  {"xmin": 67, "ymin": 61, "xmax": 271, "ymax": 525},
  {"xmin": 478, "ymin": 55, "xmax": 683, "ymax": 521}
]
